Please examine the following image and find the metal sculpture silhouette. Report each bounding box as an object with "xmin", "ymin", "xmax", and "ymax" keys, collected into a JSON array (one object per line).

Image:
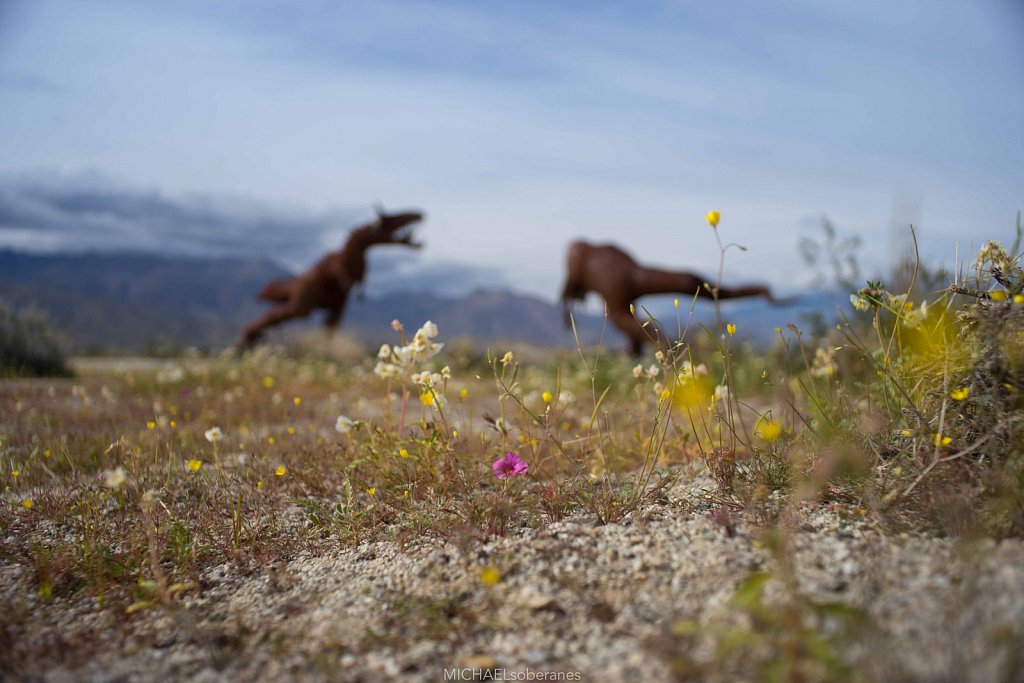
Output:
[
  {"xmin": 241, "ymin": 207, "xmax": 424, "ymax": 346},
  {"xmin": 560, "ymin": 241, "xmax": 779, "ymax": 355}
]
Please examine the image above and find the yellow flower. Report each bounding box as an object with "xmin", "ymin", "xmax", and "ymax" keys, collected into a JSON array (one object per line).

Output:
[
  {"xmin": 661, "ymin": 388, "xmax": 672, "ymax": 400},
  {"xmin": 453, "ymin": 430, "xmax": 459, "ymax": 438},
  {"xmin": 44, "ymin": 449, "xmax": 51, "ymax": 458},
  {"xmin": 399, "ymin": 448, "xmax": 410, "ymax": 459},
  {"xmin": 900, "ymin": 429, "xmax": 914, "ymax": 438},
  {"xmin": 293, "ymin": 396, "xmax": 301, "ymax": 406},
  {"xmin": 989, "ymin": 290, "xmax": 1007, "ymax": 301},
  {"xmin": 367, "ymin": 487, "xmax": 376, "ymax": 496},
  {"xmin": 726, "ymin": 323, "xmax": 736, "ymax": 336},
  {"xmin": 673, "ymin": 298, "xmax": 680, "ymax": 309},
  {"xmin": 933, "ymin": 434, "xmax": 952, "ymax": 447},
  {"xmin": 147, "ymin": 421, "xmax": 156, "ymax": 430},
  {"xmin": 287, "ymin": 426, "xmax": 296, "ymax": 435},
  {"xmin": 262, "ymin": 376, "xmax": 275, "ymax": 388},
  {"xmin": 21, "ymin": 498, "xmax": 33, "ymax": 510},
  {"xmin": 187, "ymin": 459, "xmax": 203, "ymax": 472},
  {"xmin": 11, "ymin": 469, "xmax": 19, "ymax": 478},
  {"xmin": 756, "ymin": 418, "xmax": 782, "ymax": 443},
  {"xmin": 268, "ymin": 436, "xmax": 275, "ymax": 445},
  {"xmin": 257, "ymin": 480, "xmax": 264, "ymax": 490},
  {"xmin": 1014, "ymin": 294, "xmax": 1024, "ymax": 304},
  {"xmin": 459, "ymin": 388, "xmax": 468, "ymax": 399},
  {"xmin": 480, "ymin": 565, "xmax": 501, "ymax": 586},
  {"xmin": 403, "ymin": 490, "xmax": 410, "ymax": 498},
  {"xmin": 275, "ymin": 465, "xmax": 287, "ymax": 476},
  {"xmin": 420, "ymin": 391, "xmax": 435, "ymax": 407},
  {"xmin": 542, "ymin": 391, "xmax": 553, "ymax": 404},
  {"xmin": 950, "ymin": 387, "xmax": 969, "ymax": 401},
  {"xmin": 705, "ymin": 210, "xmax": 721, "ymax": 228}
]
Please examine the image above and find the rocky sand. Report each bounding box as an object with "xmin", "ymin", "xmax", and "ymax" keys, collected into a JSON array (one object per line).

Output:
[{"xmin": 4, "ymin": 475, "xmax": 1024, "ymax": 683}]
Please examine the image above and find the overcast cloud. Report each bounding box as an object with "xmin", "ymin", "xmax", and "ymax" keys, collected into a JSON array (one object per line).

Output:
[
  {"xmin": 0, "ymin": 170, "xmax": 362, "ymax": 265},
  {"xmin": 0, "ymin": 169, "xmax": 506, "ymax": 292}
]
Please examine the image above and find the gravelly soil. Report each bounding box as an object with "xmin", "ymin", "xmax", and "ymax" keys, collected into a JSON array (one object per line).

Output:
[{"xmin": 4, "ymin": 475, "xmax": 1023, "ymax": 683}]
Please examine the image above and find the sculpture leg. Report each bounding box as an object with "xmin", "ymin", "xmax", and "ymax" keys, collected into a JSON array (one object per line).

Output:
[
  {"xmin": 241, "ymin": 304, "xmax": 311, "ymax": 346},
  {"xmin": 322, "ymin": 288, "xmax": 350, "ymax": 334},
  {"xmin": 608, "ymin": 304, "xmax": 648, "ymax": 357},
  {"xmin": 559, "ymin": 281, "xmax": 576, "ymax": 329}
]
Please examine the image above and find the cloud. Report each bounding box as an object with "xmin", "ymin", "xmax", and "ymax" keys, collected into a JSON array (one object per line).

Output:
[
  {"xmin": 0, "ymin": 169, "xmax": 362, "ymax": 266},
  {"xmin": 0, "ymin": 168, "xmax": 508, "ymax": 295}
]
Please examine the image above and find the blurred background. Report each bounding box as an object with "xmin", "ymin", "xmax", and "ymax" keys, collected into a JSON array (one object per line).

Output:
[{"xmin": 0, "ymin": 0, "xmax": 1022, "ymax": 352}]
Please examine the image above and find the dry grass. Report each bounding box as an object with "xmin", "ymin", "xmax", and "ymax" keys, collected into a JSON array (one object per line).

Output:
[{"xmin": 3, "ymin": 223, "xmax": 1024, "ymax": 680}]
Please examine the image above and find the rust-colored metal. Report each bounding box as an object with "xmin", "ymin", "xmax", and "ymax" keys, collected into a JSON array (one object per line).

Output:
[
  {"xmin": 559, "ymin": 241, "xmax": 778, "ymax": 355},
  {"xmin": 241, "ymin": 207, "xmax": 424, "ymax": 346}
]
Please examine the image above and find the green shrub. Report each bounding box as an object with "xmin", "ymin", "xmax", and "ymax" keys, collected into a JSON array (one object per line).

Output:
[{"xmin": 0, "ymin": 299, "xmax": 72, "ymax": 377}]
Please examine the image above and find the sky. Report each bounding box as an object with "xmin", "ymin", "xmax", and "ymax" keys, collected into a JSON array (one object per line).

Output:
[{"xmin": 1, "ymin": 0, "xmax": 1022, "ymax": 302}]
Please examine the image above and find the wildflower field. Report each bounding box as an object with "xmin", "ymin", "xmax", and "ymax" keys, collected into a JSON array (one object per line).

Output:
[{"xmin": 3, "ymin": 221, "xmax": 1024, "ymax": 682}]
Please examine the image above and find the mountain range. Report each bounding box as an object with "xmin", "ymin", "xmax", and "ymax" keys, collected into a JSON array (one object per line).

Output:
[{"xmin": 0, "ymin": 250, "xmax": 846, "ymax": 353}]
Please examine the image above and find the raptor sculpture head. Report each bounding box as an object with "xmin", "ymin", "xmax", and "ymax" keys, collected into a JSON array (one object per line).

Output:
[{"xmin": 369, "ymin": 204, "xmax": 424, "ymax": 248}]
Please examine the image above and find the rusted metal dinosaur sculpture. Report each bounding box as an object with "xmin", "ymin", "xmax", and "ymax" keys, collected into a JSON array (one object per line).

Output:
[
  {"xmin": 560, "ymin": 240, "xmax": 779, "ymax": 355},
  {"xmin": 241, "ymin": 207, "xmax": 424, "ymax": 346}
]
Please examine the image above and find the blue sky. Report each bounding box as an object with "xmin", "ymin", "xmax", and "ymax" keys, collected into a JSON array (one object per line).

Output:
[{"xmin": 1, "ymin": 0, "xmax": 1022, "ymax": 301}]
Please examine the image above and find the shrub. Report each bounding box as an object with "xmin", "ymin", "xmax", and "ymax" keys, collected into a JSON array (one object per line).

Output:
[{"xmin": 0, "ymin": 299, "xmax": 72, "ymax": 377}]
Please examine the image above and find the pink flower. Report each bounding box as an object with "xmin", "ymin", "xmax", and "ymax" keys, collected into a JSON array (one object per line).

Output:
[{"xmin": 492, "ymin": 452, "xmax": 529, "ymax": 478}]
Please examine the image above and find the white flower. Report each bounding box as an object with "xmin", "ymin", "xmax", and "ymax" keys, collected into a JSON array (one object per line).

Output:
[
  {"xmin": 392, "ymin": 345, "xmax": 414, "ymax": 366},
  {"xmin": 975, "ymin": 241, "xmax": 1013, "ymax": 274},
  {"xmin": 377, "ymin": 344, "xmax": 392, "ymax": 360},
  {"xmin": 412, "ymin": 371, "xmax": 440, "ymax": 387},
  {"xmin": 335, "ymin": 415, "xmax": 355, "ymax": 434},
  {"xmin": 156, "ymin": 366, "xmax": 185, "ymax": 384},
  {"xmin": 646, "ymin": 364, "xmax": 660, "ymax": 379},
  {"xmin": 655, "ymin": 351, "xmax": 665, "ymax": 363},
  {"xmin": 501, "ymin": 351, "xmax": 514, "ymax": 366},
  {"xmin": 374, "ymin": 361, "xmax": 401, "ymax": 379},
  {"xmin": 902, "ymin": 302, "xmax": 928, "ymax": 329},
  {"xmin": 632, "ymin": 364, "xmax": 644, "ymax": 379},
  {"xmin": 713, "ymin": 384, "xmax": 729, "ymax": 403},
  {"xmin": 886, "ymin": 293, "xmax": 908, "ymax": 310},
  {"xmin": 850, "ymin": 294, "xmax": 870, "ymax": 312},
  {"xmin": 103, "ymin": 466, "xmax": 127, "ymax": 490},
  {"xmin": 205, "ymin": 426, "xmax": 224, "ymax": 443},
  {"xmin": 418, "ymin": 320, "xmax": 439, "ymax": 339},
  {"xmin": 678, "ymin": 361, "xmax": 708, "ymax": 381},
  {"xmin": 810, "ymin": 347, "xmax": 837, "ymax": 378}
]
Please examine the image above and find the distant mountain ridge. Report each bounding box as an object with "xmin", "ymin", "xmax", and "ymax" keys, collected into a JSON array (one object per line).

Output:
[
  {"xmin": 0, "ymin": 250, "xmax": 613, "ymax": 352},
  {"xmin": 0, "ymin": 250, "xmax": 844, "ymax": 352}
]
